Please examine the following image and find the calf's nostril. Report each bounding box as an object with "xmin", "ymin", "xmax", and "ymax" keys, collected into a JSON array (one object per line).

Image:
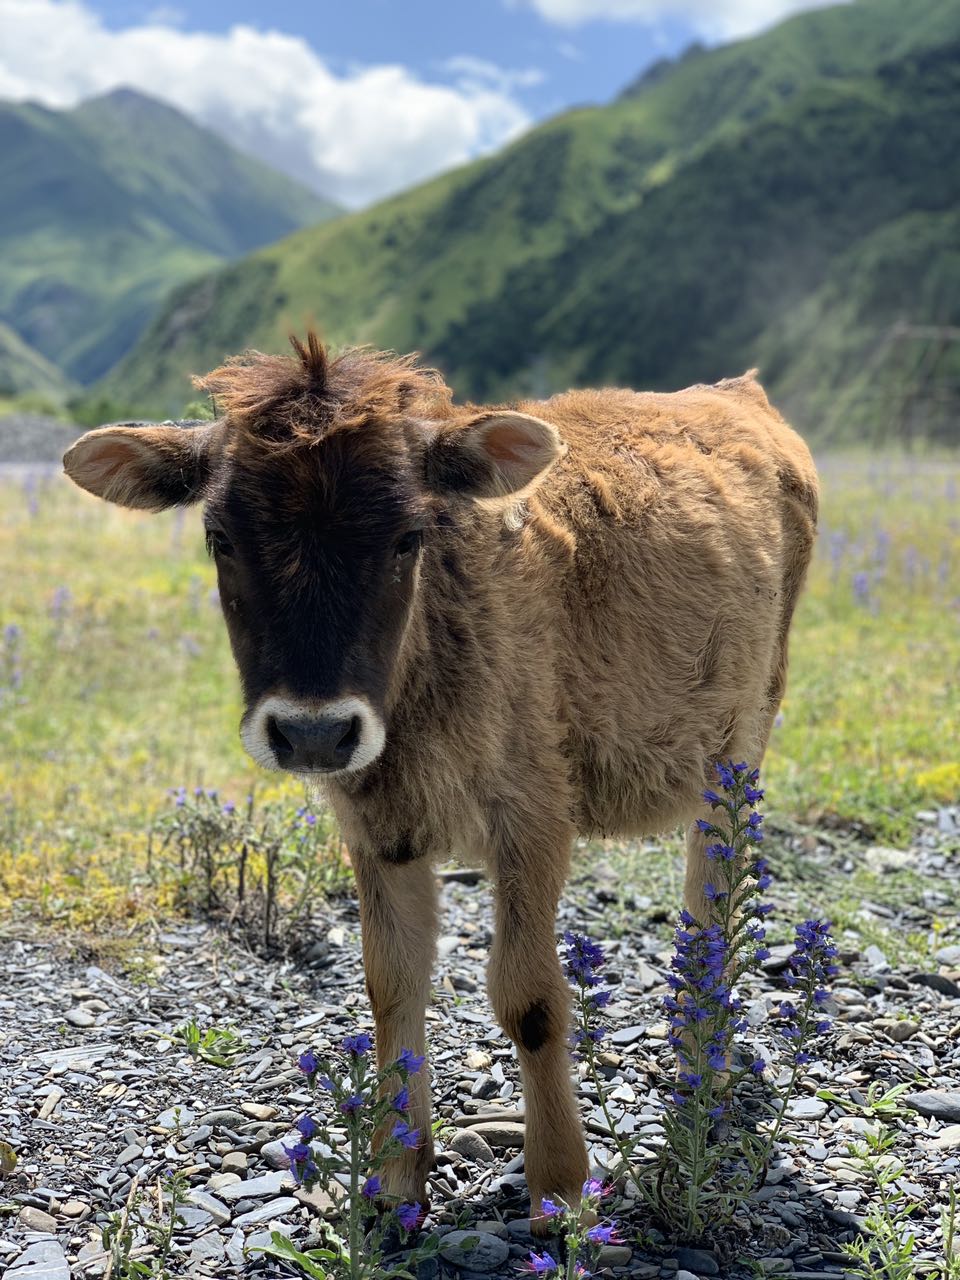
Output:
[
  {"xmin": 267, "ymin": 715, "xmax": 294, "ymax": 757},
  {"xmin": 336, "ymin": 716, "xmax": 361, "ymax": 758}
]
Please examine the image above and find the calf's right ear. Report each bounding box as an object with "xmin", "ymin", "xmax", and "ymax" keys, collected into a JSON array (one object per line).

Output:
[{"xmin": 63, "ymin": 421, "xmax": 215, "ymax": 511}]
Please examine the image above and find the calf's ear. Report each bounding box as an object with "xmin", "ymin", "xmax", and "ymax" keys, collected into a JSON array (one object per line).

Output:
[
  {"xmin": 424, "ymin": 411, "xmax": 563, "ymax": 502},
  {"xmin": 63, "ymin": 421, "xmax": 215, "ymax": 511}
]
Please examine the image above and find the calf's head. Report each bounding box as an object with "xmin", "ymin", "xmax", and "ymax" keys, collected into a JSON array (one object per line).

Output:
[{"xmin": 63, "ymin": 336, "xmax": 562, "ymax": 778}]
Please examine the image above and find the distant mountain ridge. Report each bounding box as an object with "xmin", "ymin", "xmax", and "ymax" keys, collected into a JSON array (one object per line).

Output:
[
  {"xmin": 0, "ymin": 88, "xmax": 338, "ymax": 392},
  {"xmin": 100, "ymin": 0, "xmax": 960, "ymax": 443}
]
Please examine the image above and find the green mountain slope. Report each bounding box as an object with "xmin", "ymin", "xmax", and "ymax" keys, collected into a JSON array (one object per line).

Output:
[
  {"xmin": 0, "ymin": 321, "xmax": 74, "ymax": 399},
  {"xmin": 0, "ymin": 89, "xmax": 338, "ymax": 388},
  {"xmin": 103, "ymin": 0, "xmax": 960, "ymax": 443}
]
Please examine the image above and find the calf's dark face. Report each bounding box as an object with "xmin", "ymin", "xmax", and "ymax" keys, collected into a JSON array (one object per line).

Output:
[
  {"xmin": 206, "ymin": 432, "xmax": 426, "ymax": 776},
  {"xmin": 62, "ymin": 405, "xmax": 562, "ymax": 778}
]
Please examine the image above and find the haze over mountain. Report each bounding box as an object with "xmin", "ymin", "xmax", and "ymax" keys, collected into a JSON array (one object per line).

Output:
[
  {"xmin": 0, "ymin": 88, "xmax": 338, "ymax": 394},
  {"xmin": 89, "ymin": 2, "xmax": 960, "ymax": 442}
]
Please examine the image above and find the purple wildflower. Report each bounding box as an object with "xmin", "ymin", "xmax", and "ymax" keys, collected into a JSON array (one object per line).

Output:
[
  {"xmin": 527, "ymin": 1253, "xmax": 558, "ymax": 1275},
  {"xmin": 295, "ymin": 1114, "xmax": 317, "ymax": 1141},
  {"xmin": 298, "ymin": 1050, "xmax": 318, "ymax": 1077},
  {"xmin": 396, "ymin": 1202, "xmax": 421, "ymax": 1232},
  {"xmin": 391, "ymin": 1121, "xmax": 420, "ymax": 1149},
  {"xmin": 341, "ymin": 1032, "xmax": 373, "ymax": 1056},
  {"xmin": 396, "ymin": 1048, "xmax": 425, "ymax": 1074},
  {"xmin": 361, "ymin": 1175, "xmax": 381, "ymax": 1199}
]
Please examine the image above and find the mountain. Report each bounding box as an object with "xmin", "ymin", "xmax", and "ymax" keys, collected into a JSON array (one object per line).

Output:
[
  {"xmin": 0, "ymin": 321, "xmax": 73, "ymax": 400},
  {"xmin": 0, "ymin": 88, "xmax": 338, "ymax": 389},
  {"xmin": 102, "ymin": 0, "xmax": 960, "ymax": 444}
]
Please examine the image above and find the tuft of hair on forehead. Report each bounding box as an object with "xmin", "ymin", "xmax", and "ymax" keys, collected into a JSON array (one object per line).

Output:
[{"xmin": 192, "ymin": 331, "xmax": 454, "ymax": 445}]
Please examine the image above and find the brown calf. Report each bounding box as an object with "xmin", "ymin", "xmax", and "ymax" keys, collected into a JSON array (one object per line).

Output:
[{"xmin": 64, "ymin": 336, "xmax": 818, "ymax": 1218}]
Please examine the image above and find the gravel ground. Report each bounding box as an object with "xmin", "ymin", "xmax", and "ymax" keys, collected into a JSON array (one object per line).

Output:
[
  {"xmin": 0, "ymin": 415, "xmax": 78, "ymax": 466},
  {"xmin": 2, "ymin": 812, "xmax": 959, "ymax": 1279}
]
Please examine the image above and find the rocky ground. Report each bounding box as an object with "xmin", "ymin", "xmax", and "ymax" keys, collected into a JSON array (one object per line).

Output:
[
  {"xmin": 0, "ymin": 415, "xmax": 78, "ymax": 466},
  {"xmin": 2, "ymin": 810, "xmax": 959, "ymax": 1280}
]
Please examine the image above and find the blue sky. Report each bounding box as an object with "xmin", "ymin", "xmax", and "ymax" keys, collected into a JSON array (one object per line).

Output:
[
  {"xmin": 93, "ymin": 0, "xmax": 701, "ymax": 120},
  {"xmin": 0, "ymin": 0, "xmax": 839, "ymax": 205}
]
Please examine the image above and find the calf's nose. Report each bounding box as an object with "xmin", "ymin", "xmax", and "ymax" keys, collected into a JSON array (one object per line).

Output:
[{"xmin": 268, "ymin": 713, "xmax": 361, "ymax": 771}]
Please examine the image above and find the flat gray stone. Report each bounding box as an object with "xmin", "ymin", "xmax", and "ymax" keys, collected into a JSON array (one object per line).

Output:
[
  {"xmin": 609, "ymin": 1025, "xmax": 645, "ymax": 1045},
  {"xmin": 468, "ymin": 1121, "xmax": 525, "ymax": 1149},
  {"xmin": 447, "ymin": 1128, "xmax": 496, "ymax": 1164},
  {"xmin": 186, "ymin": 1189, "xmax": 231, "ymax": 1224},
  {"xmin": 156, "ymin": 1105, "xmax": 195, "ymax": 1130},
  {"xmin": 905, "ymin": 1091, "xmax": 960, "ymax": 1122},
  {"xmin": 597, "ymin": 1245, "xmax": 633, "ymax": 1268},
  {"xmin": 64, "ymin": 1008, "xmax": 95, "ymax": 1028},
  {"xmin": 6, "ymin": 1238, "xmax": 70, "ymax": 1279},
  {"xmin": 232, "ymin": 1196, "xmax": 299, "ymax": 1226},
  {"xmin": 261, "ymin": 1131, "xmax": 300, "ymax": 1170},
  {"xmin": 675, "ymin": 1246, "xmax": 720, "ymax": 1275},
  {"xmin": 18, "ymin": 1207, "xmax": 57, "ymax": 1233},
  {"xmin": 786, "ymin": 1097, "xmax": 828, "ymax": 1120},
  {"xmin": 218, "ymin": 1171, "xmax": 294, "ymax": 1202},
  {"xmin": 439, "ymin": 1230, "xmax": 510, "ymax": 1271}
]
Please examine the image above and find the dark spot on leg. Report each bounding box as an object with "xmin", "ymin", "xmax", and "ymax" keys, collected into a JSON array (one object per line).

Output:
[
  {"xmin": 381, "ymin": 834, "xmax": 418, "ymax": 864},
  {"xmin": 519, "ymin": 999, "xmax": 551, "ymax": 1053}
]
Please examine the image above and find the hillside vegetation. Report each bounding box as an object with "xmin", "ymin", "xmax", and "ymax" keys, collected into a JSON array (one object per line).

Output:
[
  {"xmin": 0, "ymin": 89, "xmax": 338, "ymax": 391},
  {"xmin": 102, "ymin": 0, "xmax": 960, "ymax": 443}
]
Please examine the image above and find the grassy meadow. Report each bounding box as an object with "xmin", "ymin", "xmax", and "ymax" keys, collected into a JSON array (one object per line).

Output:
[{"xmin": 0, "ymin": 452, "xmax": 958, "ymax": 929}]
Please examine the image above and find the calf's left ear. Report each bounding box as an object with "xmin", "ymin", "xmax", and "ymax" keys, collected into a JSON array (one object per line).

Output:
[
  {"xmin": 424, "ymin": 411, "xmax": 564, "ymax": 502},
  {"xmin": 63, "ymin": 421, "xmax": 215, "ymax": 511}
]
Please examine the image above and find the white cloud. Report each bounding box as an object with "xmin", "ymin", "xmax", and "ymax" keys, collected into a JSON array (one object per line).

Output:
[
  {"xmin": 0, "ymin": 0, "xmax": 535, "ymax": 206},
  {"xmin": 511, "ymin": 0, "xmax": 846, "ymax": 39}
]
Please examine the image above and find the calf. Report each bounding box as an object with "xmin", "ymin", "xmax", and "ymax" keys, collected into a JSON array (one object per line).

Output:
[{"xmin": 64, "ymin": 334, "xmax": 818, "ymax": 1217}]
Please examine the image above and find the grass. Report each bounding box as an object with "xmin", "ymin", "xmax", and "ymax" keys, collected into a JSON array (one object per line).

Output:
[{"xmin": 0, "ymin": 450, "xmax": 957, "ymax": 928}]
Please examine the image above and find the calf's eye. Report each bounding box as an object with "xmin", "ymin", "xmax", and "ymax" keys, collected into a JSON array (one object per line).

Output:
[
  {"xmin": 205, "ymin": 528, "xmax": 234, "ymax": 558},
  {"xmin": 394, "ymin": 530, "xmax": 423, "ymax": 559}
]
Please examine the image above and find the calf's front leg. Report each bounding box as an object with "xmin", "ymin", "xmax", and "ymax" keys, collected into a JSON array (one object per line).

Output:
[
  {"xmin": 488, "ymin": 829, "xmax": 588, "ymax": 1226},
  {"xmin": 353, "ymin": 852, "xmax": 438, "ymax": 1206}
]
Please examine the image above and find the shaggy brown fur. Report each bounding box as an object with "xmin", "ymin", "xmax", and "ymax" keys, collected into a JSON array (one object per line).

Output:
[{"xmin": 63, "ymin": 336, "xmax": 819, "ymax": 1223}]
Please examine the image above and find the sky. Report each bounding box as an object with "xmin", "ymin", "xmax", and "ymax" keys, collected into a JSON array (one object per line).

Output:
[{"xmin": 0, "ymin": 0, "xmax": 844, "ymax": 206}]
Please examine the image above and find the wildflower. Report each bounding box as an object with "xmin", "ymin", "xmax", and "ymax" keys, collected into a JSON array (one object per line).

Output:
[
  {"xmin": 222, "ymin": 801, "xmax": 236, "ymax": 815},
  {"xmin": 361, "ymin": 1175, "xmax": 381, "ymax": 1199},
  {"xmin": 298, "ymin": 1050, "xmax": 318, "ymax": 1078},
  {"xmin": 582, "ymin": 1178, "xmax": 604, "ymax": 1198},
  {"xmin": 341, "ymin": 1033, "xmax": 373, "ymax": 1056},
  {"xmin": 586, "ymin": 1224, "xmax": 619, "ymax": 1245},
  {"xmin": 318, "ymin": 1075, "xmax": 335, "ymax": 1092},
  {"xmin": 750, "ymin": 1058, "xmax": 766, "ymax": 1075},
  {"xmin": 695, "ymin": 818, "xmax": 714, "ymax": 833},
  {"xmin": 393, "ymin": 1086, "xmax": 410, "ymax": 1112},
  {"xmin": 704, "ymin": 883, "xmax": 726, "ymax": 901},
  {"xmin": 396, "ymin": 1202, "xmax": 421, "ymax": 1232},
  {"xmin": 339, "ymin": 1093, "xmax": 364, "ymax": 1116},
  {"xmin": 706, "ymin": 841, "xmax": 735, "ymax": 860},
  {"xmin": 284, "ymin": 1141, "xmax": 319, "ymax": 1186},
  {"xmin": 703, "ymin": 788, "xmax": 723, "ymax": 807},
  {"xmin": 391, "ymin": 1121, "xmax": 419, "ymax": 1149},
  {"xmin": 527, "ymin": 1251, "xmax": 558, "ymax": 1274},
  {"xmin": 540, "ymin": 1197, "xmax": 563, "ymax": 1218},
  {"xmin": 563, "ymin": 932, "xmax": 606, "ymax": 986},
  {"xmin": 295, "ymin": 1114, "xmax": 317, "ymax": 1141},
  {"xmin": 396, "ymin": 1048, "xmax": 425, "ymax": 1074}
]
